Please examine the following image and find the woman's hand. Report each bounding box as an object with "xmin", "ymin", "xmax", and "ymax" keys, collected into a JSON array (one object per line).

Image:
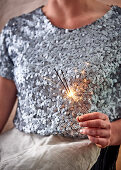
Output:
[{"xmin": 76, "ymin": 112, "xmax": 111, "ymax": 148}]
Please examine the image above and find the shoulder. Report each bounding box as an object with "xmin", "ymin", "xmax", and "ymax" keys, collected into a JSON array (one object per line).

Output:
[
  {"xmin": 110, "ymin": 6, "xmax": 121, "ymax": 23},
  {"xmin": 112, "ymin": 5, "xmax": 121, "ymax": 15},
  {"xmin": 106, "ymin": 6, "xmax": 121, "ymax": 41},
  {"xmin": 1, "ymin": 6, "xmax": 44, "ymax": 38}
]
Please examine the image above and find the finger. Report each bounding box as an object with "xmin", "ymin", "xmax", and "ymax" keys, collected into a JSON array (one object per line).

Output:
[
  {"xmin": 88, "ymin": 135, "xmax": 110, "ymax": 148},
  {"xmin": 79, "ymin": 119, "xmax": 111, "ymax": 129},
  {"xmin": 76, "ymin": 112, "xmax": 108, "ymax": 122},
  {"xmin": 80, "ymin": 128, "xmax": 111, "ymax": 138}
]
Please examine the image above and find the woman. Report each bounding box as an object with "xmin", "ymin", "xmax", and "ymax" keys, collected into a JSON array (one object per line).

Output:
[{"xmin": 0, "ymin": 0, "xmax": 121, "ymax": 169}]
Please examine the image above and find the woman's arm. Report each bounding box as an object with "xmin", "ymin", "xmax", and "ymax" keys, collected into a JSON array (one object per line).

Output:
[
  {"xmin": 0, "ymin": 77, "xmax": 17, "ymax": 133},
  {"xmin": 77, "ymin": 112, "xmax": 121, "ymax": 148}
]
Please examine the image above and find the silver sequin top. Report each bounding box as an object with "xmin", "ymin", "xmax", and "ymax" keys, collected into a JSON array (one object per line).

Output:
[{"xmin": 0, "ymin": 5, "xmax": 121, "ymax": 138}]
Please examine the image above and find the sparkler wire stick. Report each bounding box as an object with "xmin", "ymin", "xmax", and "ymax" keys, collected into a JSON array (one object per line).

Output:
[
  {"xmin": 61, "ymin": 70, "xmax": 70, "ymax": 92},
  {"xmin": 54, "ymin": 68, "xmax": 69, "ymax": 93}
]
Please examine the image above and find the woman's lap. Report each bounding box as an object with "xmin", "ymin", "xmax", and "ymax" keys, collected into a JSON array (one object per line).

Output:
[{"xmin": 0, "ymin": 128, "xmax": 100, "ymax": 170}]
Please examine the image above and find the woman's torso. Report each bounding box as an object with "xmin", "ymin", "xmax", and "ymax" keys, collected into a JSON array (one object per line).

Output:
[{"xmin": 3, "ymin": 5, "xmax": 121, "ymax": 138}]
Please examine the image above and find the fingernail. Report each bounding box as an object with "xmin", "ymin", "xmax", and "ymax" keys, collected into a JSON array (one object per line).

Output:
[
  {"xmin": 79, "ymin": 117, "xmax": 82, "ymax": 121},
  {"xmin": 79, "ymin": 122, "xmax": 83, "ymax": 127},
  {"xmin": 79, "ymin": 116, "xmax": 81, "ymax": 121},
  {"xmin": 80, "ymin": 129, "xmax": 84, "ymax": 133},
  {"xmin": 76, "ymin": 116, "xmax": 79, "ymax": 121}
]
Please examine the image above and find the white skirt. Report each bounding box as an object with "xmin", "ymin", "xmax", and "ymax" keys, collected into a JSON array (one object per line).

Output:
[{"xmin": 0, "ymin": 128, "xmax": 100, "ymax": 170}]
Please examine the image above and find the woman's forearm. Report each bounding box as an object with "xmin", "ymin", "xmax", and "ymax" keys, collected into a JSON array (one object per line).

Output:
[
  {"xmin": 0, "ymin": 77, "xmax": 17, "ymax": 133},
  {"xmin": 110, "ymin": 119, "xmax": 121, "ymax": 146}
]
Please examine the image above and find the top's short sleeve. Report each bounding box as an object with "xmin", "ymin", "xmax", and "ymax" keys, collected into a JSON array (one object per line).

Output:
[{"xmin": 0, "ymin": 23, "xmax": 14, "ymax": 80}]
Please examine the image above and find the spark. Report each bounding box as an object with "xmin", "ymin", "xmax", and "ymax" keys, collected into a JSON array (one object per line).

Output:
[
  {"xmin": 67, "ymin": 88, "xmax": 83, "ymax": 102},
  {"xmin": 85, "ymin": 62, "xmax": 90, "ymax": 66},
  {"xmin": 67, "ymin": 89, "xmax": 75, "ymax": 98},
  {"xmin": 81, "ymin": 70, "xmax": 85, "ymax": 75},
  {"xmin": 61, "ymin": 70, "xmax": 70, "ymax": 92},
  {"xmin": 67, "ymin": 90, "xmax": 77, "ymax": 101},
  {"xmin": 83, "ymin": 79, "xmax": 87, "ymax": 83},
  {"xmin": 43, "ymin": 77, "xmax": 56, "ymax": 84},
  {"xmin": 75, "ymin": 69, "xmax": 78, "ymax": 73}
]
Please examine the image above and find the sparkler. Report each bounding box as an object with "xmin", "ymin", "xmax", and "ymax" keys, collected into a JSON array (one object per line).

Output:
[
  {"xmin": 54, "ymin": 64, "xmax": 93, "ymax": 116},
  {"xmin": 61, "ymin": 70, "xmax": 70, "ymax": 93},
  {"xmin": 54, "ymin": 68, "xmax": 79, "ymax": 101},
  {"xmin": 54, "ymin": 68, "xmax": 91, "ymax": 102},
  {"xmin": 54, "ymin": 68, "xmax": 70, "ymax": 93}
]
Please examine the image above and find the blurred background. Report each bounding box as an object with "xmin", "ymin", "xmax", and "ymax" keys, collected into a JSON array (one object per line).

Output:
[{"xmin": 0, "ymin": 0, "xmax": 121, "ymax": 169}]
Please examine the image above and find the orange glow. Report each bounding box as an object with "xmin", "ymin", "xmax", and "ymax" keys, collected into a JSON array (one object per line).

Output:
[
  {"xmin": 67, "ymin": 88, "xmax": 83, "ymax": 102},
  {"xmin": 68, "ymin": 89, "xmax": 75, "ymax": 98},
  {"xmin": 81, "ymin": 70, "xmax": 85, "ymax": 75},
  {"xmin": 67, "ymin": 88, "xmax": 78, "ymax": 101},
  {"xmin": 83, "ymin": 79, "xmax": 87, "ymax": 83}
]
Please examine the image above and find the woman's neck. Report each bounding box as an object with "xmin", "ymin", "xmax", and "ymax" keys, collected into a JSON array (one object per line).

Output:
[
  {"xmin": 42, "ymin": 0, "xmax": 111, "ymax": 29},
  {"xmin": 45, "ymin": 0, "xmax": 92, "ymax": 18},
  {"xmin": 44, "ymin": 0, "xmax": 109, "ymax": 18}
]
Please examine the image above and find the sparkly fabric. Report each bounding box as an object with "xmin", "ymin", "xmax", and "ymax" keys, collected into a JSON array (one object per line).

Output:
[{"xmin": 0, "ymin": 5, "xmax": 121, "ymax": 138}]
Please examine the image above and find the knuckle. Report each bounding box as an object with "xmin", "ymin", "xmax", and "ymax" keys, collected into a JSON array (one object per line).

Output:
[
  {"xmin": 99, "ymin": 130, "xmax": 104, "ymax": 137},
  {"xmin": 108, "ymin": 129, "xmax": 111, "ymax": 138},
  {"xmin": 104, "ymin": 114, "xmax": 108, "ymax": 119},
  {"xmin": 95, "ymin": 112, "xmax": 100, "ymax": 118},
  {"xmin": 86, "ymin": 128, "xmax": 90, "ymax": 134},
  {"xmin": 85, "ymin": 121, "xmax": 91, "ymax": 127},
  {"xmin": 107, "ymin": 123, "xmax": 111, "ymax": 129},
  {"xmin": 94, "ymin": 129, "xmax": 99, "ymax": 136},
  {"xmin": 97, "ymin": 120, "xmax": 102, "ymax": 127},
  {"xmin": 109, "ymin": 129, "xmax": 111, "ymax": 136},
  {"xmin": 106, "ymin": 132, "xmax": 110, "ymax": 138},
  {"xmin": 85, "ymin": 122, "xmax": 88, "ymax": 126},
  {"xmin": 89, "ymin": 129, "xmax": 96, "ymax": 136},
  {"xmin": 95, "ymin": 138, "xmax": 99, "ymax": 144}
]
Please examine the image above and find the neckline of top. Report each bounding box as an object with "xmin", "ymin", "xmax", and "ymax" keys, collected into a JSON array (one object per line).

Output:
[{"xmin": 39, "ymin": 5, "xmax": 115, "ymax": 32}]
